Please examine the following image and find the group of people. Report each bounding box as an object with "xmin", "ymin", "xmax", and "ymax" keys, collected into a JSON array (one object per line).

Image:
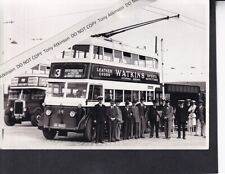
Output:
[
  {"xmin": 92, "ymin": 96, "xmax": 206, "ymax": 143},
  {"xmin": 92, "ymin": 96, "xmax": 147, "ymax": 143}
]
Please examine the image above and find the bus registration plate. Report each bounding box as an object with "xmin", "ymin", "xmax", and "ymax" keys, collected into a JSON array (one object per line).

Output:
[{"xmin": 54, "ymin": 123, "xmax": 65, "ymax": 128}]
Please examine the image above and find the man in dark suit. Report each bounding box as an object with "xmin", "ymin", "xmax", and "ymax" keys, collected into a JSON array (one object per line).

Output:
[
  {"xmin": 106, "ymin": 99, "xmax": 117, "ymax": 142},
  {"xmin": 196, "ymin": 100, "xmax": 206, "ymax": 137},
  {"xmin": 122, "ymin": 100, "xmax": 132, "ymax": 139},
  {"xmin": 137, "ymin": 98, "xmax": 147, "ymax": 138},
  {"xmin": 93, "ymin": 96, "xmax": 107, "ymax": 143},
  {"xmin": 147, "ymin": 100, "xmax": 160, "ymax": 138},
  {"xmin": 175, "ymin": 100, "xmax": 188, "ymax": 139}
]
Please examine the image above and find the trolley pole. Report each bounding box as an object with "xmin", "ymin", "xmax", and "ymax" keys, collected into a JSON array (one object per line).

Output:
[{"xmin": 161, "ymin": 38, "xmax": 165, "ymax": 100}]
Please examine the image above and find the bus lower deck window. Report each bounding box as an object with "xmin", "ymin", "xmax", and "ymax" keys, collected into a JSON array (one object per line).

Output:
[
  {"xmin": 115, "ymin": 90, "xmax": 123, "ymax": 102},
  {"xmin": 124, "ymin": 90, "xmax": 131, "ymax": 102},
  {"xmin": 105, "ymin": 89, "xmax": 114, "ymax": 102},
  {"xmin": 132, "ymin": 91, "xmax": 139, "ymax": 102},
  {"xmin": 140, "ymin": 91, "xmax": 146, "ymax": 101},
  {"xmin": 66, "ymin": 83, "xmax": 87, "ymax": 98}
]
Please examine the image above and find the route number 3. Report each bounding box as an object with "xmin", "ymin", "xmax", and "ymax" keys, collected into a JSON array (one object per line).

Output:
[{"xmin": 54, "ymin": 69, "xmax": 61, "ymax": 77}]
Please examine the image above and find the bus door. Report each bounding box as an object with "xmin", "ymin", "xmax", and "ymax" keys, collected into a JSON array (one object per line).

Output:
[{"xmin": 87, "ymin": 84, "xmax": 103, "ymax": 107}]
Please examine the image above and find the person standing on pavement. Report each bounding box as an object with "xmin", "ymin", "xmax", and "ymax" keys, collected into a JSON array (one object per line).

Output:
[
  {"xmin": 159, "ymin": 99, "xmax": 166, "ymax": 132},
  {"xmin": 185, "ymin": 99, "xmax": 192, "ymax": 133},
  {"xmin": 137, "ymin": 98, "xmax": 147, "ymax": 138},
  {"xmin": 131, "ymin": 100, "xmax": 140, "ymax": 139},
  {"xmin": 122, "ymin": 100, "xmax": 132, "ymax": 140},
  {"xmin": 189, "ymin": 100, "xmax": 197, "ymax": 135},
  {"xmin": 147, "ymin": 100, "xmax": 160, "ymax": 138},
  {"xmin": 162, "ymin": 100, "xmax": 173, "ymax": 139},
  {"xmin": 115, "ymin": 99, "xmax": 123, "ymax": 141},
  {"xmin": 93, "ymin": 96, "xmax": 107, "ymax": 143},
  {"xmin": 175, "ymin": 100, "xmax": 188, "ymax": 139},
  {"xmin": 106, "ymin": 99, "xmax": 117, "ymax": 142},
  {"xmin": 195, "ymin": 100, "xmax": 206, "ymax": 137}
]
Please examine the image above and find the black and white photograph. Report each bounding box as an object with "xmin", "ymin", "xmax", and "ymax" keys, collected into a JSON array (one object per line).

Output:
[{"xmin": 0, "ymin": 0, "xmax": 209, "ymax": 150}]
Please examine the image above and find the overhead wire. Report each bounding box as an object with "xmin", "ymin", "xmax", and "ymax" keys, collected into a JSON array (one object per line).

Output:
[
  {"xmin": 143, "ymin": 7, "xmax": 206, "ymax": 30},
  {"xmin": 147, "ymin": 5, "xmax": 205, "ymax": 26}
]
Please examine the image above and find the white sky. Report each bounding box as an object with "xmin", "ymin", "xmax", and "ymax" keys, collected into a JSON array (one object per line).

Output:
[{"xmin": 1, "ymin": 0, "xmax": 209, "ymax": 82}]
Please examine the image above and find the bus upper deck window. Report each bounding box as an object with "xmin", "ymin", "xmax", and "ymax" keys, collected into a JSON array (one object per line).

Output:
[
  {"xmin": 104, "ymin": 48, "xmax": 113, "ymax": 61},
  {"xmin": 123, "ymin": 52, "xmax": 131, "ymax": 64},
  {"xmin": 146, "ymin": 57, "xmax": 154, "ymax": 69},
  {"xmin": 114, "ymin": 50, "xmax": 122, "ymax": 63},
  {"xmin": 131, "ymin": 54, "xmax": 139, "ymax": 65},
  {"xmin": 154, "ymin": 59, "xmax": 158, "ymax": 69},
  {"xmin": 73, "ymin": 45, "xmax": 90, "ymax": 58},
  {"xmin": 93, "ymin": 46, "xmax": 103, "ymax": 60},
  {"xmin": 139, "ymin": 55, "xmax": 146, "ymax": 67}
]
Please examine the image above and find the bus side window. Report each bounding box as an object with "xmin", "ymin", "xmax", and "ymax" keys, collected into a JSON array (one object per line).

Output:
[
  {"xmin": 105, "ymin": 89, "xmax": 114, "ymax": 102},
  {"xmin": 124, "ymin": 90, "xmax": 131, "ymax": 102},
  {"xmin": 123, "ymin": 52, "xmax": 131, "ymax": 64},
  {"xmin": 114, "ymin": 50, "xmax": 123, "ymax": 63},
  {"xmin": 140, "ymin": 91, "xmax": 146, "ymax": 101},
  {"xmin": 93, "ymin": 46, "xmax": 103, "ymax": 60},
  {"xmin": 115, "ymin": 90, "xmax": 123, "ymax": 102},
  {"xmin": 139, "ymin": 55, "xmax": 146, "ymax": 67},
  {"xmin": 104, "ymin": 48, "xmax": 113, "ymax": 61},
  {"xmin": 147, "ymin": 91, "xmax": 153, "ymax": 102},
  {"xmin": 132, "ymin": 90, "xmax": 139, "ymax": 102},
  {"xmin": 88, "ymin": 85, "xmax": 103, "ymax": 101}
]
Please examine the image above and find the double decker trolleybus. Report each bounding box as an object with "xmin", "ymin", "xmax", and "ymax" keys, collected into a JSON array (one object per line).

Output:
[
  {"xmin": 4, "ymin": 64, "xmax": 49, "ymax": 126},
  {"xmin": 38, "ymin": 15, "xmax": 179, "ymax": 141}
]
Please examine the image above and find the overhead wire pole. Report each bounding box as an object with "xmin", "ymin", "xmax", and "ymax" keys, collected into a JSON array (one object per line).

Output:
[{"xmin": 161, "ymin": 38, "xmax": 165, "ymax": 100}]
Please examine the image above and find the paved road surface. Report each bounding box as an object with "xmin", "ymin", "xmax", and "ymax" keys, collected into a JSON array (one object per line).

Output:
[{"xmin": 2, "ymin": 122, "xmax": 207, "ymax": 149}]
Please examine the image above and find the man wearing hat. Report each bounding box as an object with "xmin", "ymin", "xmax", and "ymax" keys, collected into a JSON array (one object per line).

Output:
[
  {"xmin": 196, "ymin": 100, "xmax": 206, "ymax": 137},
  {"xmin": 106, "ymin": 99, "xmax": 117, "ymax": 142},
  {"xmin": 162, "ymin": 100, "xmax": 173, "ymax": 139},
  {"xmin": 147, "ymin": 100, "xmax": 160, "ymax": 138},
  {"xmin": 137, "ymin": 98, "xmax": 147, "ymax": 138},
  {"xmin": 175, "ymin": 100, "xmax": 188, "ymax": 139},
  {"xmin": 93, "ymin": 96, "xmax": 107, "ymax": 143}
]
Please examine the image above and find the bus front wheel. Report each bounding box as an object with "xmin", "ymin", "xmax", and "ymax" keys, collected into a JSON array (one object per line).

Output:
[
  {"xmin": 84, "ymin": 118, "xmax": 96, "ymax": 142},
  {"xmin": 31, "ymin": 110, "xmax": 42, "ymax": 126},
  {"xmin": 42, "ymin": 129, "xmax": 57, "ymax": 140},
  {"xmin": 4, "ymin": 114, "xmax": 15, "ymax": 126}
]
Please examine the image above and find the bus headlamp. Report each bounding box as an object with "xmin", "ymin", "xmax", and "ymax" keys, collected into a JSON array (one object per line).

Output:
[
  {"xmin": 69, "ymin": 111, "xmax": 76, "ymax": 117},
  {"xmin": 45, "ymin": 109, "xmax": 52, "ymax": 116},
  {"xmin": 24, "ymin": 107, "xmax": 27, "ymax": 112},
  {"xmin": 10, "ymin": 107, "xmax": 13, "ymax": 112}
]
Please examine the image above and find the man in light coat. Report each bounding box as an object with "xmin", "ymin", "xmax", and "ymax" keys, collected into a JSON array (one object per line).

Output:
[
  {"xmin": 162, "ymin": 100, "xmax": 173, "ymax": 139},
  {"xmin": 115, "ymin": 99, "xmax": 123, "ymax": 141},
  {"xmin": 131, "ymin": 100, "xmax": 140, "ymax": 138}
]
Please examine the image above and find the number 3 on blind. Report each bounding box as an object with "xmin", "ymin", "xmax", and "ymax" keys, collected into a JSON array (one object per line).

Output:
[{"xmin": 54, "ymin": 69, "xmax": 61, "ymax": 77}]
